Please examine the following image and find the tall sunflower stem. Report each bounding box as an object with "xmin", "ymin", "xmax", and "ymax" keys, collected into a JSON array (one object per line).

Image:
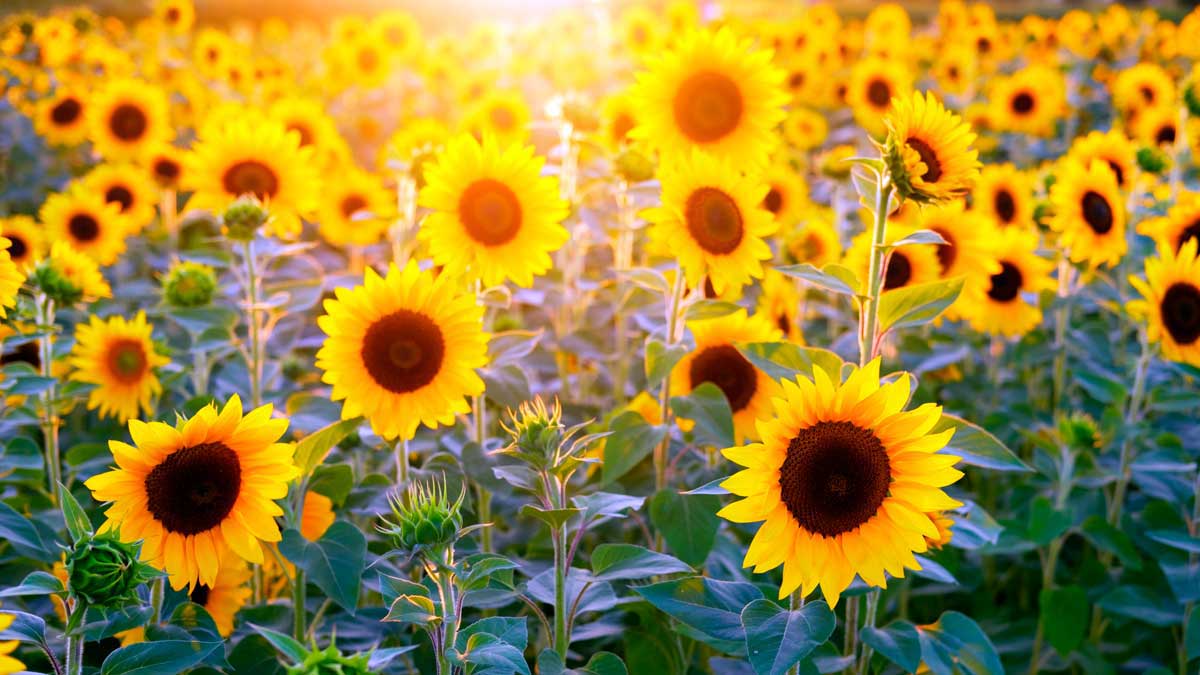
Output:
[
  {"xmin": 856, "ymin": 589, "xmax": 881, "ymax": 675},
  {"xmin": 1106, "ymin": 334, "xmax": 1152, "ymax": 528},
  {"xmin": 395, "ymin": 436, "xmax": 410, "ymax": 487},
  {"xmin": 434, "ymin": 551, "xmax": 459, "ymax": 675},
  {"xmin": 553, "ymin": 523, "xmax": 569, "ymax": 657},
  {"xmin": 473, "ymin": 392, "xmax": 493, "ymax": 553},
  {"xmin": 37, "ymin": 294, "xmax": 62, "ymax": 505},
  {"xmin": 293, "ymin": 568, "xmax": 307, "ymax": 641},
  {"xmin": 859, "ymin": 176, "xmax": 893, "ymax": 368},
  {"xmin": 392, "ymin": 172, "xmax": 418, "ymax": 267},
  {"xmin": 241, "ymin": 239, "xmax": 264, "ymax": 408},
  {"xmin": 787, "ymin": 590, "xmax": 806, "ymax": 675},
  {"xmin": 844, "ymin": 595, "xmax": 861, "ymax": 664},
  {"xmin": 612, "ymin": 179, "xmax": 635, "ymax": 404},
  {"xmin": 64, "ymin": 610, "xmax": 83, "ymax": 675},
  {"xmin": 653, "ymin": 270, "xmax": 688, "ymax": 496},
  {"xmin": 149, "ymin": 576, "xmax": 165, "ymax": 625},
  {"xmin": 1051, "ymin": 255, "xmax": 1073, "ymax": 413}
]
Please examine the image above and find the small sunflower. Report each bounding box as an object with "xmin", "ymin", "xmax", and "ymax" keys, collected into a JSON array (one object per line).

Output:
[
  {"xmin": 142, "ymin": 143, "xmax": 187, "ymax": 191},
  {"xmin": 645, "ymin": 149, "xmax": 776, "ymax": 297},
  {"xmin": 462, "ymin": 90, "xmax": 531, "ymax": 148},
  {"xmin": 600, "ymin": 91, "xmax": 639, "ymax": 152},
  {"xmin": 379, "ymin": 117, "xmax": 449, "ymax": 171},
  {"xmin": 81, "ymin": 163, "xmax": 159, "ymax": 234},
  {"xmin": 39, "ymin": 242, "xmax": 112, "ymax": 302},
  {"xmin": 883, "ymin": 91, "xmax": 980, "ymax": 204},
  {"xmin": 847, "ymin": 58, "xmax": 912, "ymax": 137},
  {"xmin": 670, "ymin": 309, "xmax": 783, "ymax": 442},
  {"xmin": 68, "ymin": 312, "xmax": 168, "ymax": 423},
  {"xmin": 1130, "ymin": 238, "xmax": 1200, "ymax": 366},
  {"xmin": 761, "ymin": 160, "xmax": 809, "ymax": 230},
  {"xmin": 317, "ymin": 166, "xmax": 395, "ymax": 247},
  {"xmin": 154, "ymin": 0, "xmax": 195, "ymax": 34},
  {"xmin": 0, "ymin": 238, "xmax": 23, "ymax": 320},
  {"xmin": 1138, "ymin": 191, "xmax": 1200, "ymax": 254},
  {"xmin": 962, "ymin": 227, "xmax": 1054, "ymax": 337},
  {"xmin": 374, "ymin": 11, "xmax": 422, "ymax": 62},
  {"xmin": 0, "ymin": 613, "xmax": 24, "ymax": 675},
  {"xmin": 630, "ymin": 27, "xmax": 788, "ymax": 169},
  {"xmin": 1049, "ymin": 160, "xmax": 1127, "ymax": 268},
  {"xmin": 917, "ymin": 201, "xmax": 1002, "ymax": 320},
  {"xmin": 418, "ymin": 133, "xmax": 568, "ymax": 288},
  {"xmin": 187, "ymin": 554, "xmax": 251, "ymax": 637},
  {"xmin": 785, "ymin": 216, "xmax": 842, "ymax": 267},
  {"xmin": 0, "ymin": 215, "xmax": 45, "ymax": 269},
  {"xmin": 1132, "ymin": 104, "xmax": 1180, "ymax": 148},
  {"xmin": 316, "ymin": 262, "xmax": 490, "ymax": 441},
  {"xmin": 844, "ymin": 224, "xmax": 942, "ymax": 296},
  {"xmin": 971, "ymin": 163, "xmax": 1034, "ymax": 228},
  {"xmin": 618, "ymin": 6, "xmax": 662, "ymax": 60},
  {"xmin": 988, "ymin": 65, "xmax": 1065, "ymax": 137},
  {"xmin": 39, "ymin": 187, "xmax": 128, "ymax": 266},
  {"xmin": 719, "ymin": 358, "xmax": 962, "ymax": 606},
  {"xmin": 1112, "ymin": 63, "xmax": 1176, "ymax": 117},
  {"xmin": 757, "ymin": 269, "xmax": 804, "ymax": 342},
  {"xmin": 268, "ymin": 97, "xmax": 344, "ymax": 162},
  {"xmin": 782, "ymin": 107, "xmax": 829, "ymax": 151},
  {"xmin": 185, "ymin": 116, "xmax": 319, "ymax": 239},
  {"xmin": 34, "ymin": 86, "xmax": 88, "ymax": 146},
  {"xmin": 87, "ymin": 79, "xmax": 171, "ymax": 160},
  {"xmin": 85, "ymin": 395, "xmax": 299, "ymax": 590}
]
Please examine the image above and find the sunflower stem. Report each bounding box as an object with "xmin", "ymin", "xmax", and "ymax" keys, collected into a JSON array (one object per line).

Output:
[
  {"xmin": 434, "ymin": 549, "xmax": 459, "ymax": 675},
  {"xmin": 844, "ymin": 595, "xmax": 860, "ymax": 664},
  {"xmin": 241, "ymin": 238, "xmax": 263, "ymax": 409},
  {"xmin": 395, "ymin": 436, "xmax": 410, "ymax": 487},
  {"xmin": 473, "ymin": 391, "xmax": 494, "ymax": 553},
  {"xmin": 653, "ymin": 269, "xmax": 688, "ymax": 500},
  {"xmin": 64, "ymin": 600, "xmax": 84, "ymax": 675},
  {"xmin": 553, "ymin": 519, "xmax": 569, "ymax": 657},
  {"xmin": 788, "ymin": 591, "xmax": 806, "ymax": 675},
  {"xmin": 856, "ymin": 589, "xmax": 880, "ymax": 675},
  {"xmin": 859, "ymin": 175, "xmax": 893, "ymax": 368},
  {"xmin": 36, "ymin": 293, "xmax": 62, "ymax": 506},
  {"xmin": 1051, "ymin": 254, "xmax": 1074, "ymax": 413},
  {"xmin": 612, "ymin": 178, "xmax": 635, "ymax": 404},
  {"xmin": 149, "ymin": 576, "xmax": 164, "ymax": 625},
  {"xmin": 392, "ymin": 172, "xmax": 418, "ymax": 267},
  {"xmin": 293, "ymin": 568, "xmax": 306, "ymax": 641}
]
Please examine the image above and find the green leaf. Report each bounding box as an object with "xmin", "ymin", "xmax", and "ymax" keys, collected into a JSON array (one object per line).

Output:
[
  {"xmin": 574, "ymin": 652, "xmax": 628, "ymax": 675},
  {"xmin": 916, "ymin": 611, "xmax": 1003, "ymax": 675},
  {"xmin": 382, "ymin": 594, "xmax": 440, "ymax": 627},
  {"xmin": 589, "ymin": 543, "xmax": 693, "ymax": 582},
  {"xmin": 0, "ymin": 501, "xmax": 57, "ymax": 562},
  {"xmin": 644, "ymin": 338, "xmax": 688, "ymax": 389},
  {"xmin": 488, "ymin": 329, "xmax": 544, "ymax": 368},
  {"xmin": 1147, "ymin": 529, "xmax": 1200, "ymax": 554},
  {"xmin": 457, "ymin": 552, "xmax": 519, "ymax": 591},
  {"xmin": 308, "ymin": 464, "xmax": 353, "ymax": 506},
  {"xmin": 736, "ymin": 342, "xmax": 845, "ymax": 384},
  {"xmin": 741, "ymin": 598, "xmax": 836, "ymax": 675},
  {"xmin": 861, "ymin": 621, "xmax": 922, "ymax": 673},
  {"xmin": 933, "ymin": 414, "xmax": 1031, "ymax": 472},
  {"xmin": 100, "ymin": 639, "xmax": 223, "ymax": 675},
  {"xmin": 520, "ymin": 504, "xmax": 582, "ymax": 530},
  {"xmin": 634, "ymin": 576, "xmax": 763, "ymax": 643},
  {"xmin": 1097, "ymin": 586, "xmax": 1184, "ymax": 627},
  {"xmin": 0, "ymin": 570, "xmax": 65, "ymax": 598},
  {"xmin": 1186, "ymin": 608, "xmax": 1200, "ymax": 662},
  {"xmin": 59, "ymin": 484, "xmax": 93, "ymax": 543},
  {"xmin": 1026, "ymin": 497, "xmax": 1071, "ymax": 546},
  {"xmin": 686, "ymin": 300, "xmax": 742, "ymax": 321},
  {"xmin": 0, "ymin": 611, "xmax": 47, "ymax": 646},
  {"xmin": 602, "ymin": 411, "xmax": 667, "ymax": 486},
  {"xmin": 247, "ymin": 623, "xmax": 308, "ymax": 663},
  {"xmin": 877, "ymin": 277, "xmax": 964, "ymax": 332},
  {"xmin": 649, "ymin": 489, "xmax": 719, "ymax": 567},
  {"xmin": 671, "ymin": 382, "xmax": 734, "ymax": 449},
  {"xmin": 292, "ymin": 418, "xmax": 360, "ymax": 478},
  {"xmin": 278, "ymin": 521, "xmax": 366, "ymax": 613},
  {"xmin": 573, "ymin": 492, "xmax": 645, "ymax": 522},
  {"xmin": 890, "ymin": 229, "xmax": 949, "ymax": 247},
  {"xmin": 456, "ymin": 616, "xmax": 528, "ymax": 652},
  {"xmin": 1081, "ymin": 516, "xmax": 1141, "ymax": 570},
  {"xmin": 460, "ymin": 632, "xmax": 531, "ymax": 675},
  {"xmin": 1039, "ymin": 585, "xmax": 1088, "ymax": 656},
  {"xmin": 775, "ymin": 263, "xmax": 860, "ymax": 296}
]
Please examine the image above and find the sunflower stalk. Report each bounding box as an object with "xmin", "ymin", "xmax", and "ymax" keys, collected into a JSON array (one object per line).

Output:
[
  {"xmin": 856, "ymin": 589, "xmax": 881, "ymax": 675},
  {"xmin": 612, "ymin": 178, "xmax": 636, "ymax": 404},
  {"xmin": 1051, "ymin": 254, "xmax": 1074, "ymax": 413},
  {"xmin": 239, "ymin": 238, "xmax": 266, "ymax": 603},
  {"xmin": 1029, "ymin": 441, "xmax": 1075, "ymax": 674},
  {"xmin": 654, "ymin": 269, "xmax": 688, "ymax": 499},
  {"xmin": 36, "ymin": 292, "xmax": 62, "ymax": 505},
  {"xmin": 391, "ymin": 172, "xmax": 418, "ymax": 267},
  {"xmin": 149, "ymin": 576, "xmax": 164, "ymax": 625},
  {"xmin": 859, "ymin": 172, "xmax": 894, "ymax": 368},
  {"xmin": 63, "ymin": 602, "xmax": 83, "ymax": 675}
]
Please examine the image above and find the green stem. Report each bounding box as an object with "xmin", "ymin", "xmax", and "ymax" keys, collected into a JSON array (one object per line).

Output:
[
  {"xmin": 37, "ymin": 294, "xmax": 62, "ymax": 505},
  {"xmin": 64, "ymin": 603, "xmax": 84, "ymax": 675},
  {"xmin": 242, "ymin": 239, "xmax": 263, "ymax": 408},
  {"xmin": 788, "ymin": 590, "xmax": 806, "ymax": 675},
  {"xmin": 856, "ymin": 590, "xmax": 880, "ymax": 675},
  {"xmin": 435, "ymin": 552, "xmax": 459, "ymax": 675},
  {"xmin": 654, "ymin": 270, "xmax": 687, "ymax": 494},
  {"xmin": 149, "ymin": 576, "xmax": 164, "ymax": 624},
  {"xmin": 1028, "ymin": 538, "xmax": 1063, "ymax": 675},
  {"xmin": 859, "ymin": 177, "xmax": 893, "ymax": 368},
  {"xmin": 1051, "ymin": 255, "xmax": 1073, "ymax": 413},
  {"xmin": 293, "ymin": 568, "xmax": 306, "ymax": 641},
  {"xmin": 612, "ymin": 179, "xmax": 635, "ymax": 404},
  {"xmin": 553, "ymin": 523, "xmax": 568, "ymax": 657},
  {"xmin": 1107, "ymin": 336, "xmax": 1152, "ymax": 527},
  {"xmin": 395, "ymin": 437, "xmax": 410, "ymax": 487},
  {"xmin": 844, "ymin": 595, "xmax": 860, "ymax": 668},
  {"xmin": 473, "ymin": 393, "xmax": 493, "ymax": 553}
]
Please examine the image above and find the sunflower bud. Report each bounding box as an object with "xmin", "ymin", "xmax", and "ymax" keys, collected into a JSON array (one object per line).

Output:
[
  {"xmin": 33, "ymin": 260, "xmax": 81, "ymax": 307},
  {"xmin": 500, "ymin": 397, "xmax": 565, "ymax": 469},
  {"xmin": 286, "ymin": 644, "xmax": 372, "ymax": 675},
  {"xmin": 222, "ymin": 196, "xmax": 269, "ymax": 241},
  {"xmin": 380, "ymin": 478, "xmax": 464, "ymax": 555},
  {"xmin": 1057, "ymin": 413, "xmax": 1101, "ymax": 452},
  {"xmin": 1136, "ymin": 146, "xmax": 1169, "ymax": 175},
  {"xmin": 66, "ymin": 534, "xmax": 157, "ymax": 608},
  {"xmin": 162, "ymin": 261, "xmax": 217, "ymax": 308},
  {"xmin": 614, "ymin": 147, "xmax": 655, "ymax": 184}
]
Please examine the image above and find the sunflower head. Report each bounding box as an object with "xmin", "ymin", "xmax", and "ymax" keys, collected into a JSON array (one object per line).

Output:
[
  {"xmin": 380, "ymin": 477, "xmax": 465, "ymax": 556},
  {"xmin": 33, "ymin": 242, "xmax": 111, "ymax": 306},
  {"xmin": 500, "ymin": 396, "xmax": 566, "ymax": 468},
  {"xmin": 222, "ymin": 195, "xmax": 270, "ymax": 241},
  {"xmin": 163, "ymin": 260, "xmax": 217, "ymax": 308},
  {"xmin": 1130, "ymin": 238, "xmax": 1200, "ymax": 366},
  {"xmin": 884, "ymin": 92, "xmax": 980, "ymax": 204},
  {"xmin": 66, "ymin": 533, "xmax": 158, "ymax": 608}
]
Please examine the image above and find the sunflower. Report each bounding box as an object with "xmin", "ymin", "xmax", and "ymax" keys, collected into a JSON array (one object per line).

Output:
[
  {"xmin": 267, "ymin": 97, "xmax": 344, "ymax": 164},
  {"xmin": 600, "ymin": 91, "xmax": 639, "ymax": 153},
  {"xmin": 418, "ymin": 133, "xmax": 568, "ymax": 288},
  {"xmin": 719, "ymin": 358, "xmax": 962, "ymax": 606},
  {"xmin": 629, "ymin": 27, "xmax": 787, "ymax": 169},
  {"xmin": 988, "ymin": 65, "xmax": 1065, "ymax": 137},
  {"xmin": 917, "ymin": 201, "xmax": 1001, "ymax": 320},
  {"xmin": 154, "ymin": 0, "xmax": 194, "ymax": 34},
  {"xmin": 618, "ymin": 5, "xmax": 662, "ymax": 60},
  {"xmin": 187, "ymin": 553, "xmax": 251, "ymax": 637},
  {"xmin": 379, "ymin": 117, "xmax": 449, "ymax": 171},
  {"xmin": 41, "ymin": 242, "xmax": 112, "ymax": 301},
  {"xmin": 0, "ymin": 237, "xmax": 22, "ymax": 320},
  {"xmin": 1112, "ymin": 63, "xmax": 1176, "ymax": 117},
  {"xmin": 1066, "ymin": 131, "xmax": 1134, "ymax": 190},
  {"xmin": 884, "ymin": 91, "xmax": 980, "ymax": 204},
  {"xmin": 1138, "ymin": 191, "xmax": 1200, "ymax": 254},
  {"xmin": 961, "ymin": 227, "xmax": 1054, "ymax": 337},
  {"xmin": 462, "ymin": 90, "xmax": 531, "ymax": 148},
  {"xmin": 670, "ymin": 309, "xmax": 783, "ymax": 442},
  {"xmin": 81, "ymin": 163, "xmax": 159, "ymax": 234},
  {"xmin": 316, "ymin": 262, "xmax": 490, "ymax": 441},
  {"xmin": 846, "ymin": 58, "xmax": 912, "ymax": 138},
  {"xmin": 194, "ymin": 28, "xmax": 232, "ymax": 79},
  {"xmin": 34, "ymin": 86, "xmax": 88, "ymax": 146},
  {"xmin": 85, "ymin": 395, "xmax": 298, "ymax": 590},
  {"xmin": 761, "ymin": 161, "xmax": 809, "ymax": 230},
  {"xmin": 184, "ymin": 116, "xmax": 318, "ymax": 239},
  {"xmin": 785, "ymin": 215, "xmax": 842, "ymax": 267},
  {"xmin": 87, "ymin": 79, "xmax": 171, "ymax": 160},
  {"xmin": 971, "ymin": 163, "xmax": 1033, "ymax": 229},
  {"xmin": 932, "ymin": 45, "xmax": 977, "ymax": 96},
  {"xmin": 317, "ymin": 166, "xmax": 395, "ymax": 247},
  {"xmin": 758, "ymin": 269, "xmax": 804, "ymax": 342},
  {"xmin": 645, "ymin": 149, "xmax": 776, "ymax": 297},
  {"xmin": 374, "ymin": 11, "xmax": 422, "ymax": 62},
  {"xmin": 39, "ymin": 187, "xmax": 128, "ymax": 266},
  {"xmin": 68, "ymin": 312, "xmax": 168, "ymax": 423},
  {"xmin": 1049, "ymin": 160, "xmax": 1127, "ymax": 268},
  {"xmin": 336, "ymin": 36, "xmax": 390, "ymax": 88},
  {"xmin": 1130, "ymin": 239, "xmax": 1200, "ymax": 366},
  {"xmin": 142, "ymin": 142, "xmax": 187, "ymax": 191},
  {"xmin": 844, "ymin": 224, "xmax": 942, "ymax": 296},
  {"xmin": 0, "ymin": 215, "xmax": 45, "ymax": 269},
  {"xmin": 1132, "ymin": 104, "xmax": 1180, "ymax": 148},
  {"xmin": 782, "ymin": 107, "xmax": 828, "ymax": 151}
]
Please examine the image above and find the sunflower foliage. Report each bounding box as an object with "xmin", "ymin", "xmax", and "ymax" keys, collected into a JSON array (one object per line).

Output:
[{"xmin": 2, "ymin": 2, "xmax": 1200, "ymax": 675}]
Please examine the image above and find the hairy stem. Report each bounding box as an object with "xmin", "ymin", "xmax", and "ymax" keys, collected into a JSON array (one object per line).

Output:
[{"xmin": 859, "ymin": 177, "xmax": 893, "ymax": 367}]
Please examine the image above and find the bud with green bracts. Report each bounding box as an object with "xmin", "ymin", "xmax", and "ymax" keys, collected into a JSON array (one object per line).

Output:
[
  {"xmin": 163, "ymin": 260, "xmax": 217, "ymax": 308},
  {"xmin": 379, "ymin": 477, "xmax": 464, "ymax": 555},
  {"xmin": 285, "ymin": 644, "xmax": 372, "ymax": 675},
  {"xmin": 33, "ymin": 260, "xmax": 82, "ymax": 307},
  {"xmin": 222, "ymin": 195, "xmax": 270, "ymax": 241},
  {"xmin": 66, "ymin": 534, "xmax": 158, "ymax": 608},
  {"xmin": 499, "ymin": 396, "xmax": 566, "ymax": 469}
]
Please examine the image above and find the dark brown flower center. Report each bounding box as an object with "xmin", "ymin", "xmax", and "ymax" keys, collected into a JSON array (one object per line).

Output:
[
  {"xmin": 222, "ymin": 160, "xmax": 279, "ymax": 199},
  {"xmin": 987, "ymin": 261, "xmax": 1022, "ymax": 302},
  {"xmin": 51, "ymin": 97, "xmax": 82, "ymax": 125},
  {"xmin": 1162, "ymin": 282, "xmax": 1200, "ymax": 345},
  {"xmin": 932, "ymin": 228, "xmax": 957, "ymax": 271},
  {"xmin": 674, "ymin": 70, "xmax": 743, "ymax": 143},
  {"xmin": 109, "ymin": 103, "xmax": 148, "ymax": 142},
  {"xmin": 776, "ymin": 312, "xmax": 791, "ymax": 336},
  {"xmin": 1140, "ymin": 85, "xmax": 1155, "ymax": 104},
  {"xmin": 1011, "ymin": 91, "xmax": 1034, "ymax": 114},
  {"xmin": 1081, "ymin": 191, "xmax": 1114, "ymax": 235},
  {"xmin": 106, "ymin": 338, "xmax": 148, "ymax": 383},
  {"xmin": 0, "ymin": 341, "xmax": 39, "ymax": 369},
  {"xmin": 105, "ymin": 185, "xmax": 134, "ymax": 212},
  {"xmin": 866, "ymin": 79, "xmax": 892, "ymax": 108},
  {"xmin": 145, "ymin": 442, "xmax": 242, "ymax": 535},
  {"xmin": 7, "ymin": 235, "xmax": 27, "ymax": 261},
  {"xmin": 69, "ymin": 213, "xmax": 100, "ymax": 242},
  {"xmin": 884, "ymin": 251, "xmax": 913, "ymax": 290},
  {"xmin": 994, "ymin": 189, "xmax": 1016, "ymax": 223},
  {"xmin": 688, "ymin": 344, "xmax": 757, "ymax": 412},
  {"xmin": 779, "ymin": 420, "xmax": 891, "ymax": 537},
  {"xmin": 685, "ymin": 187, "xmax": 743, "ymax": 255},
  {"xmin": 1176, "ymin": 219, "xmax": 1200, "ymax": 252},
  {"xmin": 1106, "ymin": 160, "xmax": 1125, "ymax": 187},
  {"xmin": 360, "ymin": 309, "xmax": 445, "ymax": 394},
  {"xmin": 458, "ymin": 178, "xmax": 522, "ymax": 246},
  {"xmin": 490, "ymin": 106, "xmax": 516, "ymax": 131},
  {"xmin": 340, "ymin": 194, "xmax": 368, "ymax": 220},
  {"xmin": 1156, "ymin": 124, "xmax": 1176, "ymax": 146},
  {"xmin": 154, "ymin": 157, "xmax": 182, "ymax": 184},
  {"xmin": 763, "ymin": 187, "xmax": 784, "ymax": 215},
  {"xmin": 357, "ymin": 46, "xmax": 379, "ymax": 72},
  {"xmin": 612, "ymin": 113, "xmax": 635, "ymax": 144},
  {"xmin": 289, "ymin": 123, "xmax": 314, "ymax": 147},
  {"xmin": 190, "ymin": 584, "xmax": 210, "ymax": 606},
  {"xmin": 906, "ymin": 137, "xmax": 942, "ymax": 183}
]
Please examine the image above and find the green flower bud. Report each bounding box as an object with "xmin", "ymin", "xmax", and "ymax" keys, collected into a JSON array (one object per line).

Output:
[
  {"xmin": 614, "ymin": 147, "xmax": 655, "ymax": 184},
  {"xmin": 286, "ymin": 645, "xmax": 372, "ymax": 675},
  {"xmin": 162, "ymin": 261, "xmax": 217, "ymax": 308},
  {"xmin": 33, "ymin": 259, "xmax": 82, "ymax": 307},
  {"xmin": 1057, "ymin": 413, "xmax": 1101, "ymax": 451},
  {"xmin": 66, "ymin": 534, "xmax": 156, "ymax": 608},
  {"xmin": 222, "ymin": 196, "xmax": 270, "ymax": 241},
  {"xmin": 500, "ymin": 397, "xmax": 565, "ymax": 469},
  {"xmin": 380, "ymin": 478, "xmax": 464, "ymax": 555},
  {"xmin": 1136, "ymin": 146, "xmax": 1169, "ymax": 175}
]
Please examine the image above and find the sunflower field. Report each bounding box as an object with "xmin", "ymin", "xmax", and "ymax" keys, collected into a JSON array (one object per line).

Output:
[{"xmin": 1, "ymin": 0, "xmax": 1200, "ymax": 673}]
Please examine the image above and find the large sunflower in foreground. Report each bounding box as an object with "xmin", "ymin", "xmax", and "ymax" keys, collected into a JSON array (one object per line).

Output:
[
  {"xmin": 971, "ymin": 163, "xmax": 1033, "ymax": 228},
  {"xmin": 87, "ymin": 79, "xmax": 171, "ymax": 160},
  {"xmin": 316, "ymin": 262, "xmax": 490, "ymax": 441},
  {"xmin": 645, "ymin": 149, "xmax": 776, "ymax": 296},
  {"xmin": 1049, "ymin": 159, "xmax": 1126, "ymax": 268},
  {"xmin": 629, "ymin": 27, "xmax": 788, "ymax": 169},
  {"xmin": 0, "ymin": 238, "xmax": 23, "ymax": 319},
  {"xmin": 670, "ymin": 309, "xmax": 782, "ymax": 442},
  {"xmin": 719, "ymin": 358, "xmax": 962, "ymax": 606},
  {"xmin": 1130, "ymin": 238, "xmax": 1200, "ymax": 366},
  {"xmin": 39, "ymin": 188, "xmax": 128, "ymax": 266},
  {"xmin": 961, "ymin": 228, "xmax": 1054, "ymax": 337},
  {"xmin": 68, "ymin": 312, "xmax": 168, "ymax": 423},
  {"xmin": 418, "ymin": 134, "xmax": 568, "ymax": 288},
  {"xmin": 184, "ymin": 116, "xmax": 319, "ymax": 239},
  {"xmin": 188, "ymin": 554, "xmax": 251, "ymax": 637},
  {"xmin": 883, "ymin": 91, "xmax": 980, "ymax": 204},
  {"xmin": 85, "ymin": 395, "xmax": 299, "ymax": 590}
]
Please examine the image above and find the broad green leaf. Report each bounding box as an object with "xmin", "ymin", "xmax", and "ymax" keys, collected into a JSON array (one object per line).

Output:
[
  {"xmin": 573, "ymin": 492, "xmax": 645, "ymax": 522},
  {"xmin": 520, "ymin": 504, "xmax": 582, "ymax": 530},
  {"xmin": 634, "ymin": 576, "xmax": 764, "ymax": 643},
  {"xmin": 308, "ymin": 463, "xmax": 353, "ymax": 506},
  {"xmin": 1080, "ymin": 516, "xmax": 1141, "ymax": 570},
  {"xmin": 602, "ymin": 411, "xmax": 667, "ymax": 485},
  {"xmin": 383, "ymin": 595, "xmax": 440, "ymax": 627},
  {"xmin": 862, "ymin": 621, "xmax": 921, "ymax": 673},
  {"xmin": 456, "ymin": 616, "xmax": 528, "ymax": 652},
  {"xmin": 686, "ymin": 300, "xmax": 742, "ymax": 321},
  {"xmin": 671, "ymin": 382, "xmax": 734, "ymax": 449},
  {"xmin": 1187, "ymin": 608, "xmax": 1200, "ymax": 662},
  {"xmin": 933, "ymin": 415, "xmax": 1031, "ymax": 472},
  {"xmin": 649, "ymin": 489, "xmax": 719, "ymax": 567},
  {"xmin": 0, "ymin": 571, "xmax": 65, "ymax": 598},
  {"xmin": 890, "ymin": 229, "xmax": 949, "ymax": 248},
  {"xmin": 292, "ymin": 418, "xmax": 360, "ymax": 478},
  {"xmin": 736, "ymin": 342, "xmax": 845, "ymax": 384},
  {"xmin": 457, "ymin": 553, "xmax": 519, "ymax": 591},
  {"xmin": 740, "ymin": 598, "xmax": 835, "ymax": 675},
  {"xmin": 248, "ymin": 623, "xmax": 308, "ymax": 663},
  {"xmin": 460, "ymin": 632, "xmax": 531, "ymax": 675},
  {"xmin": 644, "ymin": 338, "xmax": 688, "ymax": 388},
  {"xmin": 775, "ymin": 263, "xmax": 860, "ymax": 296},
  {"xmin": 100, "ymin": 639, "xmax": 223, "ymax": 675},
  {"xmin": 59, "ymin": 484, "xmax": 93, "ymax": 543},
  {"xmin": 590, "ymin": 543, "xmax": 693, "ymax": 582},
  {"xmin": 574, "ymin": 652, "xmax": 628, "ymax": 675},
  {"xmin": 1147, "ymin": 529, "xmax": 1200, "ymax": 554},
  {"xmin": 1097, "ymin": 586, "xmax": 1184, "ymax": 627},
  {"xmin": 278, "ymin": 521, "xmax": 366, "ymax": 613},
  {"xmin": 0, "ymin": 501, "xmax": 57, "ymax": 562},
  {"xmin": 1039, "ymin": 585, "xmax": 1088, "ymax": 656},
  {"xmin": 878, "ymin": 277, "xmax": 964, "ymax": 332},
  {"xmin": 488, "ymin": 329, "xmax": 544, "ymax": 368},
  {"xmin": 1027, "ymin": 497, "xmax": 1071, "ymax": 546},
  {"xmin": 0, "ymin": 611, "xmax": 47, "ymax": 646},
  {"xmin": 916, "ymin": 611, "xmax": 1004, "ymax": 675}
]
